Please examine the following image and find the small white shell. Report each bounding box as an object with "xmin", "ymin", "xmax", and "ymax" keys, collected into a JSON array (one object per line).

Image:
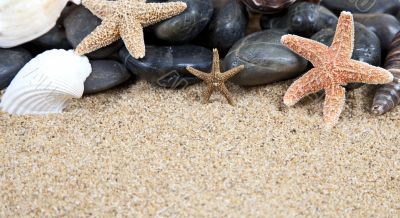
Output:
[
  {"xmin": 0, "ymin": 49, "xmax": 91, "ymax": 115},
  {"xmin": 0, "ymin": 0, "xmax": 81, "ymax": 48}
]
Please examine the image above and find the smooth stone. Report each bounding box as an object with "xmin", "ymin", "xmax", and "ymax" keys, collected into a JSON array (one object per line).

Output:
[
  {"xmin": 119, "ymin": 45, "xmax": 212, "ymax": 88},
  {"xmin": 260, "ymin": 2, "xmax": 338, "ymax": 37},
  {"xmin": 354, "ymin": 13, "xmax": 400, "ymax": 52},
  {"xmin": 60, "ymin": 3, "xmax": 80, "ymax": 19},
  {"xmin": 154, "ymin": 73, "xmax": 200, "ymax": 89},
  {"xmin": 31, "ymin": 5, "xmax": 75, "ymax": 50},
  {"xmin": 311, "ymin": 23, "xmax": 381, "ymax": 89},
  {"xmin": 0, "ymin": 47, "xmax": 32, "ymax": 89},
  {"xmin": 153, "ymin": 0, "xmax": 214, "ymax": 43},
  {"xmin": 321, "ymin": 0, "xmax": 400, "ymax": 14},
  {"xmin": 247, "ymin": 13, "xmax": 262, "ymax": 35},
  {"xmin": 64, "ymin": 6, "xmax": 123, "ymax": 59},
  {"xmin": 32, "ymin": 25, "xmax": 71, "ymax": 49},
  {"xmin": 212, "ymin": 0, "xmax": 229, "ymax": 8},
  {"xmin": 223, "ymin": 30, "xmax": 308, "ymax": 86},
  {"xmin": 200, "ymin": 0, "xmax": 248, "ymax": 54},
  {"xmin": 84, "ymin": 60, "xmax": 131, "ymax": 94}
]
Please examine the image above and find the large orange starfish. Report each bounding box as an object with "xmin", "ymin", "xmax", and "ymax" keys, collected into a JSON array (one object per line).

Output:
[{"xmin": 281, "ymin": 11, "xmax": 393, "ymax": 127}]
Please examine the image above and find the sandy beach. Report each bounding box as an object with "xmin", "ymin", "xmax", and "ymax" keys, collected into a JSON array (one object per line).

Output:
[{"xmin": 1, "ymin": 80, "xmax": 399, "ymax": 216}]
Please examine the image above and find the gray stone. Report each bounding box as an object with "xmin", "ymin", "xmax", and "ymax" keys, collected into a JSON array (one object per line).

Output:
[
  {"xmin": 0, "ymin": 47, "xmax": 32, "ymax": 89},
  {"xmin": 261, "ymin": 2, "xmax": 338, "ymax": 37},
  {"xmin": 32, "ymin": 25, "xmax": 71, "ymax": 49},
  {"xmin": 84, "ymin": 60, "xmax": 131, "ymax": 94},
  {"xmin": 201, "ymin": 0, "xmax": 248, "ymax": 54},
  {"xmin": 119, "ymin": 45, "xmax": 212, "ymax": 88},
  {"xmin": 354, "ymin": 13, "xmax": 400, "ymax": 52},
  {"xmin": 64, "ymin": 6, "xmax": 123, "ymax": 59},
  {"xmin": 321, "ymin": 0, "xmax": 400, "ymax": 15},
  {"xmin": 153, "ymin": 0, "xmax": 214, "ymax": 43},
  {"xmin": 223, "ymin": 30, "xmax": 308, "ymax": 86},
  {"xmin": 212, "ymin": 0, "xmax": 229, "ymax": 8}
]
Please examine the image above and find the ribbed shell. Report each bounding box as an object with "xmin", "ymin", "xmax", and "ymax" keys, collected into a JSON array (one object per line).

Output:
[
  {"xmin": 0, "ymin": 49, "xmax": 91, "ymax": 115},
  {"xmin": 371, "ymin": 31, "xmax": 400, "ymax": 115},
  {"xmin": 0, "ymin": 0, "xmax": 81, "ymax": 48}
]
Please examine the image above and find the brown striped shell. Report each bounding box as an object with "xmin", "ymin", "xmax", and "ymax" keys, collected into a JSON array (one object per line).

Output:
[
  {"xmin": 240, "ymin": 0, "xmax": 296, "ymax": 13},
  {"xmin": 240, "ymin": 0, "xmax": 320, "ymax": 14},
  {"xmin": 371, "ymin": 31, "xmax": 400, "ymax": 115}
]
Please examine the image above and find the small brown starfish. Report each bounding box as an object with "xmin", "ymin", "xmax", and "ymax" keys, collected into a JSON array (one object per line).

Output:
[
  {"xmin": 75, "ymin": 0, "xmax": 187, "ymax": 59},
  {"xmin": 281, "ymin": 11, "xmax": 393, "ymax": 127},
  {"xmin": 186, "ymin": 49, "xmax": 244, "ymax": 106}
]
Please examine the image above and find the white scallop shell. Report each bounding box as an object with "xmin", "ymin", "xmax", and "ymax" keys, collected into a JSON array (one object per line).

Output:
[
  {"xmin": 0, "ymin": 0, "xmax": 81, "ymax": 48},
  {"xmin": 0, "ymin": 49, "xmax": 91, "ymax": 115}
]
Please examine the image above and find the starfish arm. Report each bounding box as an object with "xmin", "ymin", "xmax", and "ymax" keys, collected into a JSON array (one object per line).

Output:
[
  {"xmin": 283, "ymin": 68, "xmax": 324, "ymax": 106},
  {"xmin": 75, "ymin": 19, "xmax": 120, "ymax": 56},
  {"xmin": 218, "ymin": 84, "xmax": 235, "ymax": 106},
  {"xmin": 82, "ymin": 0, "xmax": 117, "ymax": 19},
  {"xmin": 220, "ymin": 65, "xmax": 245, "ymax": 81},
  {"xmin": 120, "ymin": 18, "xmax": 145, "ymax": 59},
  {"xmin": 281, "ymin": 35, "xmax": 329, "ymax": 67},
  {"xmin": 211, "ymin": 49, "xmax": 221, "ymax": 73},
  {"xmin": 186, "ymin": 67, "xmax": 209, "ymax": 81},
  {"xmin": 203, "ymin": 84, "xmax": 214, "ymax": 104},
  {"xmin": 139, "ymin": 2, "xmax": 187, "ymax": 27},
  {"xmin": 330, "ymin": 11, "xmax": 354, "ymax": 60},
  {"xmin": 323, "ymin": 85, "xmax": 346, "ymax": 127},
  {"xmin": 337, "ymin": 60, "xmax": 394, "ymax": 85}
]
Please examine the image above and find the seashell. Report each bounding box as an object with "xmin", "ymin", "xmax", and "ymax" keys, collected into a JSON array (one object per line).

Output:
[
  {"xmin": 371, "ymin": 31, "xmax": 400, "ymax": 115},
  {"xmin": 240, "ymin": 0, "xmax": 296, "ymax": 14},
  {"xmin": 240, "ymin": 0, "xmax": 320, "ymax": 14},
  {"xmin": 0, "ymin": 0, "xmax": 81, "ymax": 48},
  {"xmin": 0, "ymin": 49, "xmax": 91, "ymax": 115}
]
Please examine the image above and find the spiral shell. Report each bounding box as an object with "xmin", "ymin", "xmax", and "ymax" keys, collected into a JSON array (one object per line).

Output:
[
  {"xmin": 240, "ymin": 0, "xmax": 320, "ymax": 14},
  {"xmin": 371, "ymin": 31, "xmax": 400, "ymax": 115},
  {"xmin": 240, "ymin": 0, "xmax": 296, "ymax": 14},
  {"xmin": 0, "ymin": 49, "xmax": 91, "ymax": 115}
]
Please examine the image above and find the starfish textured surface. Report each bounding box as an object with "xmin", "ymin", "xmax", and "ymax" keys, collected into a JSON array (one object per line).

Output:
[
  {"xmin": 75, "ymin": 0, "xmax": 187, "ymax": 59},
  {"xmin": 281, "ymin": 11, "xmax": 393, "ymax": 127},
  {"xmin": 186, "ymin": 49, "xmax": 244, "ymax": 106}
]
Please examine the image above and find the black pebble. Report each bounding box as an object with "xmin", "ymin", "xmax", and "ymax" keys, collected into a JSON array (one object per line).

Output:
[
  {"xmin": 0, "ymin": 47, "xmax": 32, "ymax": 90},
  {"xmin": 64, "ymin": 6, "xmax": 123, "ymax": 59},
  {"xmin": 84, "ymin": 60, "xmax": 131, "ymax": 94},
  {"xmin": 119, "ymin": 45, "xmax": 213, "ymax": 89}
]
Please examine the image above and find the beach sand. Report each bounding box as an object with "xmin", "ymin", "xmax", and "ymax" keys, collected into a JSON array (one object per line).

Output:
[{"xmin": 1, "ymin": 80, "xmax": 399, "ymax": 216}]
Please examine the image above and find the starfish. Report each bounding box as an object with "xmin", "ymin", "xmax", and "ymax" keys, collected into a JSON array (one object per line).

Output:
[
  {"xmin": 281, "ymin": 11, "xmax": 393, "ymax": 127},
  {"xmin": 74, "ymin": 0, "xmax": 187, "ymax": 59},
  {"xmin": 186, "ymin": 49, "xmax": 244, "ymax": 106}
]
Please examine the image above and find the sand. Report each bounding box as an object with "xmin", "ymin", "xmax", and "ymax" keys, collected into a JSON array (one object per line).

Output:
[{"xmin": 1, "ymin": 80, "xmax": 399, "ymax": 217}]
